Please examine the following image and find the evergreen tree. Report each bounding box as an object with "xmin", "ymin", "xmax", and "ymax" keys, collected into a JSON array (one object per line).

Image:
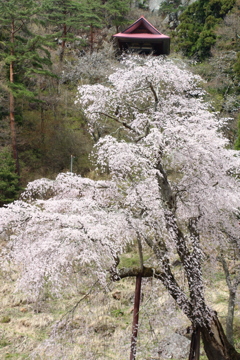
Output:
[
  {"xmin": 0, "ymin": 0, "xmax": 53, "ymax": 175},
  {"xmin": 80, "ymin": 0, "xmax": 105, "ymax": 53},
  {"xmin": 0, "ymin": 147, "xmax": 21, "ymax": 206},
  {"xmin": 176, "ymin": 0, "xmax": 236, "ymax": 60},
  {"xmin": 42, "ymin": 0, "xmax": 103, "ymax": 59},
  {"xmin": 101, "ymin": 0, "xmax": 131, "ymax": 31}
]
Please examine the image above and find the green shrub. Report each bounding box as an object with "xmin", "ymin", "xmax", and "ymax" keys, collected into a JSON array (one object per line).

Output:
[
  {"xmin": 0, "ymin": 148, "xmax": 21, "ymax": 206},
  {"xmin": 234, "ymin": 116, "xmax": 240, "ymax": 150},
  {"xmin": 233, "ymin": 53, "xmax": 240, "ymax": 80},
  {"xmin": 0, "ymin": 315, "xmax": 11, "ymax": 323},
  {"xmin": 159, "ymin": 0, "xmax": 185, "ymax": 15}
]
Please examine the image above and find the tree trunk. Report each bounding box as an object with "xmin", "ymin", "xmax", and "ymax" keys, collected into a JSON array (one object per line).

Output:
[
  {"xmin": 10, "ymin": 20, "xmax": 20, "ymax": 175},
  {"xmin": 9, "ymin": 91, "xmax": 19, "ymax": 175},
  {"xmin": 40, "ymin": 104, "xmax": 45, "ymax": 144},
  {"xmin": 201, "ymin": 313, "xmax": 240, "ymax": 360},
  {"xmin": 189, "ymin": 327, "xmax": 200, "ymax": 360},
  {"xmin": 154, "ymin": 162, "xmax": 240, "ymax": 359},
  {"xmin": 219, "ymin": 255, "xmax": 240, "ymax": 345},
  {"xmin": 90, "ymin": 24, "xmax": 94, "ymax": 53},
  {"xmin": 60, "ymin": 23, "xmax": 67, "ymax": 62},
  {"xmin": 116, "ymin": 266, "xmax": 240, "ymax": 360},
  {"xmin": 226, "ymin": 289, "xmax": 236, "ymax": 345}
]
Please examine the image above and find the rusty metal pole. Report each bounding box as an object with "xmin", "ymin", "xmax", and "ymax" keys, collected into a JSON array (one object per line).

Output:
[{"xmin": 130, "ymin": 274, "xmax": 142, "ymax": 360}]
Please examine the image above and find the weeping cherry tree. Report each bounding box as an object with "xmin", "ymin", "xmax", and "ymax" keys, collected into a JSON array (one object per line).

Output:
[{"xmin": 0, "ymin": 56, "xmax": 240, "ymax": 360}]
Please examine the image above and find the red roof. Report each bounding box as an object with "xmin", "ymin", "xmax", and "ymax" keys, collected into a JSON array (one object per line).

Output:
[
  {"xmin": 114, "ymin": 33, "xmax": 170, "ymax": 40},
  {"xmin": 113, "ymin": 16, "xmax": 170, "ymax": 40}
]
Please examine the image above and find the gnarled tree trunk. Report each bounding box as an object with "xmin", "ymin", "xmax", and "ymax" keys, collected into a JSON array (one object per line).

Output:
[
  {"xmin": 201, "ymin": 313, "xmax": 240, "ymax": 360},
  {"xmin": 117, "ymin": 266, "xmax": 240, "ymax": 360}
]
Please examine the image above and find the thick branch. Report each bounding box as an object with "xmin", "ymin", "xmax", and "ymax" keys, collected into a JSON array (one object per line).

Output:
[
  {"xmin": 155, "ymin": 160, "xmax": 176, "ymax": 212},
  {"xmin": 116, "ymin": 266, "xmax": 155, "ymax": 279},
  {"xmin": 148, "ymin": 82, "xmax": 159, "ymax": 111},
  {"xmin": 115, "ymin": 266, "xmax": 192, "ymax": 319},
  {"xmin": 93, "ymin": 111, "xmax": 138, "ymax": 133},
  {"xmin": 155, "ymin": 159, "xmax": 210, "ymax": 324}
]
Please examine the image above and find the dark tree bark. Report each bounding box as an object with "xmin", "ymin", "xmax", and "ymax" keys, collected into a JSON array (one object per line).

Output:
[
  {"xmin": 201, "ymin": 314, "xmax": 240, "ymax": 360},
  {"xmin": 226, "ymin": 289, "xmax": 237, "ymax": 345},
  {"xmin": 219, "ymin": 255, "xmax": 240, "ymax": 345},
  {"xmin": 60, "ymin": 22, "xmax": 67, "ymax": 62},
  {"xmin": 117, "ymin": 266, "xmax": 240, "ymax": 360},
  {"xmin": 154, "ymin": 159, "xmax": 240, "ymax": 359},
  {"xmin": 90, "ymin": 24, "xmax": 94, "ymax": 54},
  {"xmin": 189, "ymin": 326, "xmax": 200, "ymax": 360},
  {"xmin": 113, "ymin": 154, "xmax": 240, "ymax": 360}
]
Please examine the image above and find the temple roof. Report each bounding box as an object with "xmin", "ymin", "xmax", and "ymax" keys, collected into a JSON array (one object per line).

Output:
[{"xmin": 113, "ymin": 16, "xmax": 170, "ymax": 41}]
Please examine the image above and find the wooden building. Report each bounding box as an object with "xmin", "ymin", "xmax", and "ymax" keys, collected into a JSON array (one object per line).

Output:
[{"xmin": 113, "ymin": 16, "xmax": 170, "ymax": 56}]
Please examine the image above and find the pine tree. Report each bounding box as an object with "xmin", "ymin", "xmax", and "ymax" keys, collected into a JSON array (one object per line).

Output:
[
  {"xmin": 101, "ymin": 0, "xmax": 131, "ymax": 32},
  {"xmin": 176, "ymin": 0, "xmax": 236, "ymax": 59},
  {"xmin": 42, "ymin": 0, "xmax": 103, "ymax": 59},
  {"xmin": 0, "ymin": 0, "xmax": 53, "ymax": 175}
]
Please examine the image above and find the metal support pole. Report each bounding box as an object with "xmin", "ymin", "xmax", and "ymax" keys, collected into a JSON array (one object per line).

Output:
[
  {"xmin": 70, "ymin": 155, "xmax": 75, "ymax": 173},
  {"xmin": 130, "ymin": 274, "xmax": 142, "ymax": 360}
]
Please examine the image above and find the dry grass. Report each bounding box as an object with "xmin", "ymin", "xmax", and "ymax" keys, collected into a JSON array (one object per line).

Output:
[{"xmin": 0, "ymin": 259, "xmax": 239, "ymax": 360}]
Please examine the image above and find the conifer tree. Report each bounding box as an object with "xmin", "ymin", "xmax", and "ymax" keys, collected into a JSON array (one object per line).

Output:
[
  {"xmin": 80, "ymin": 0, "xmax": 105, "ymax": 53},
  {"xmin": 0, "ymin": 0, "xmax": 53, "ymax": 175},
  {"xmin": 101, "ymin": 0, "xmax": 131, "ymax": 31},
  {"xmin": 42, "ymin": 0, "xmax": 103, "ymax": 59},
  {"xmin": 176, "ymin": 0, "xmax": 236, "ymax": 59}
]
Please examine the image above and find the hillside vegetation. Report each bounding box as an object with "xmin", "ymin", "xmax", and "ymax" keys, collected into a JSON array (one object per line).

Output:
[
  {"xmin": 0, "ymin": 0, "xmax": 240, "ymax": 192},
  {"xmin": 0, "ymin": 1, "xmax": 240, "ymax": 360}
]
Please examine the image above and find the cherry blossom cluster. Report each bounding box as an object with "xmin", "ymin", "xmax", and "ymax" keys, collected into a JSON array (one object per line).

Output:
[{"xmin": 0, "ymin": 56, "xmax": 239, "ymax": 316}]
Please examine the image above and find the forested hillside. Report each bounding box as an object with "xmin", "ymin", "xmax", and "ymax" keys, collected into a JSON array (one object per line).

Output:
[
  {"xmin": 0, "ymin": 0, "xmax": 132, "ymax": 195},
  {"xmin": 0, "ymin": 1, "xmax": 240, "ymax": 360},
  {"xmin": 0, "ymin": 0, "xmax": 239, "ymax": 199}
]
